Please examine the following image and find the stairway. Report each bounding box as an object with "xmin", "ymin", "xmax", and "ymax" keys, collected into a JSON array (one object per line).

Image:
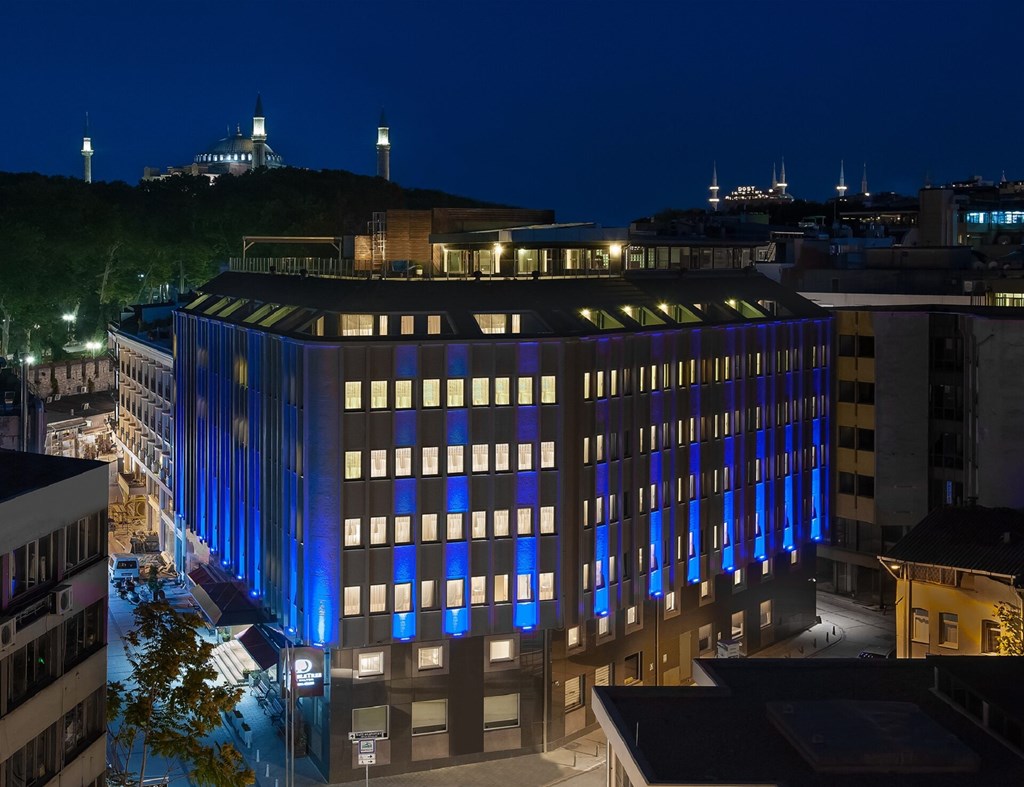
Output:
[{"xmin": 210, "ymin": 639, "xmax": 258, "ymax": 686}]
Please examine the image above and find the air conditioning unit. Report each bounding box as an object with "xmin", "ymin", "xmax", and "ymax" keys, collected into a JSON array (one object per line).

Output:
[
  {"xmin": 51, "ymin": 585, "xmax": 74, "ymax": 615},
  {"xmin": 0, "ymin": 618, "xmax": 15, "ymax": 653}
]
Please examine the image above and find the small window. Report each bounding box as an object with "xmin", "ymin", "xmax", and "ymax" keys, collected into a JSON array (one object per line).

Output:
[
  {"xmin": 447, "ymin": 445, "xmax": 465, "ymax": 475},
  {"xmin": 665, "ymin": 591, "xmax": 676, "ymax": 612},
  {"xmin": 540, "ymin": 506, "xmax": 555, "ymax": 534},
  {"xmin": 939, "ymin": 612, "xmax": 958, "ymax": 648},
  {"xmin": 495, "ymin": 377, "xmax": 510, "ymax": 406},
  {"xmin": 344, "ymin": 518, "xmax": 361, "ymax": 547},
  {"xmin": 401, "ymin": 315, "xmax": 414, "ymax": 335},
  {"xmin": 982, "ymin": 620, "xmax": 1001, "ymax": 654},
  {"xmin": 567, "ymin": 625, "xmax": 581, "ymax": 648},
  {"xmin": 490, "ymin": 638, "xmax": 514, "ymax": 662},
  {"xmin": 394, "ymin": 583, "xmax": 412, "ymax": 613},
  {"xmin": 370, "ymin": 449, "xmax": 387, "ymax": 478},
  {"xmin": 357, "ymin": 651, "xmax": 384, "ymax": 677},
  {"xmin": 495, "ymin": 443, "xmax": 510, "ymax": 472},
  {"xmin": 541, "ymin": 375, "xmax": 556, "ymax": 404},
  {"xmin": 494, "ymin": 509, "xmax": 510, "ymax": 537},
  {"xmin": 494, "ymin": 574, "xmax": 510, "ymax": 603},
  {"xmin": 352, "ymin": 705, "xmax": 389, "ymax": 738},
  {"xmin": 484, "ymin": 693, "xmax": 520, "ymax": 730},
  {"xmin": 370, "ymin": 517, "xmax": 387, "ymax": 545},
  {"xmin": 541, "ymin": 441, "xmax": 555, "ymax": 469},
  {"xmin": 447, "ymin": 379, "xmax": 465, "ymax": 408},
  {"xmin": 517, "ymin": 508, "xmax": 532, "ymax": 536},
  {"xmin": 471, "ymin": 576, "xmax": 487, "ymax": 605},
  {"xmin": 564, "ymin": 675, "xmax": 584, "ymax": 710},
  {"xmin": 472, "ymin": 377, "xmax": 490, "ymax": 406},
  {"xmin": 471, "ymin": 511, "xmax": 487, "ymax": 539},
  {"xmin": 598, "ymin": 616, "xmax": 610, "ymax": 636},
  {"xmin": 344, "ymin": 451, "xmax": 362, "ymax": 480},
  {"xmin": 517, "ymin": 573, "xmax": 533, "ymax": 601},
  {"xmin": 518, "ymin": 376, "xmax": 533, "ymax": 405},
  {"xmin": 395, "ymin": 447, "xmax": 412, "ymax": 477},
  {"xmin": 344, "ymin": 381, "xmax": 362, "ymax": 410},
  {"xmin": 395, "ymin": 380, "xmax": 413, "ymax": 409},
  {"xmin": 418, "ymin": 645, "xmax": 444, "ymax": 670},
  {"xmin": 370, "ymin": 380, "xmax": 388, "ymax": 409},
  {"xmin": 760, "ymin": 599, "xmax": 772, "ymax": 628},
  {"xmin": 395, "ymin": 516, "xmax": 411, "ymax": 544},
  {"xmin": 344, "ymin": 586, "xmax": 361, "ymax": 616},
  {"xmin": 517, "ymin": 443, "xmax": 533, "ymax": 471},
  {"xmin": 423, "ymin": 379, "xmax": 440, "ymax": 408},
  {"xmin": 626, "ymin": 605, "xmax": 638, "ymax": 626},
  {"xmin": 446, "ymin": 578, "xmax": 465, "ymax": 608},
  {"xmin": 539, "ymin": 572, "xmax": 554, "ymax": 601},
  {"xmin": 472, "ymin": 444, "xmax": 489, "ymax": 473},
  {"xmin": 427, "ymin": 315, "xmax": 442, "ymax": 335},
  {"xmin": 421, "ymin": 514, "xmax": 438, "ymax": 541},
  {"xmin": 411, "ymin": 699, "xmax": 447, "ymax": 735},
  {"xmin": 446, "ymin": 512, "xmax": 463, "ymax": 540},
  {"xmin": 422, "ymin": 446, "xmax": 439, "ymax": 476},
  {"xmin": 421, "ymin": 580, "xmax": 437, "ymax": 609},
  {"xmin": 369, "ymin": 584, "xmax": 387, "ymax": 614}
]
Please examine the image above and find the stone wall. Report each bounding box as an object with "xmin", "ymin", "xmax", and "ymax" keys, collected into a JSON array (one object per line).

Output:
[{"xmin": 31, "ymin": 357, "xmax": 115, "ymax": 398}]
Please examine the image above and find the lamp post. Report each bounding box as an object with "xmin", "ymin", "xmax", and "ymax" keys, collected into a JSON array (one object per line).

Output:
[
  {"xmin": 85, "ymin": 340, "xmax": 102, "ymax": 356},
  {"xmin": 62, "ymin": 312, "xmax": 76, "ymax": 341},
  {"xmin": 21, "ymin": 353, "xmax": 35, "ymax": 452}
]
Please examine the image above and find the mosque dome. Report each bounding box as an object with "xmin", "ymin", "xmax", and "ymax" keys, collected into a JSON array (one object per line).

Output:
[{"xmin": 193, "ymin": 126, "xmax": 283, "ymax": 170}]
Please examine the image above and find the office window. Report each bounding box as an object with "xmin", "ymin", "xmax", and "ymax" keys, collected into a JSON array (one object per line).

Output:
[
  {"xmin": 518, "ymin": 376, "xmax": 534, "ymax": 405},
  {"xmin": 370, "ymin": 449, "xmax": 387, "ymax": 478},
  {"xmin": 423, "ymin": 379, "xmax": 440, "ymax": 407},
  {"xmin": 734, "ymin": 569, "xmax": 743, "ymax": 586},
  {"xmin": 471, "ymin": 511, "xmax": 487, "ymax": 539},
  {"xmin": 344, "ymin": 450, "xmax": 362, "ymax": 480},
  {"xmin": 517, "ymin": 508, "xmax": 532, "ymax": 535},
  {"xmin": 422, "ymin": 446, "xmax": 439, "ymax": 476},
  {"xmin": 447, "ymin": 379, "xmax": 465, "ymax": 408},
  {"xmin": 427, "ymin": 315, "xmax": 442, "ymax": 335},
  {"xmin": 352, "ymin": 705, "xmax": 389, "ymax": 738},
  {"xmin": 490, "ymin": 638, "xmax": 514, "ymax": 662},
  {"xmin": 494, "ymin": 509, "xmax": 510, "ymax": 537},
  {"xmin": 665, "ymin": 591, "xmax": 677, "ymax": 612},
  {"xmin": 344, "ymin": 381, "xmax": 362, "ymax": 410},
  {"xmin": 626, "ymin": 605, "xmax": 638, "ymax": 626},
  {"xmin": 370, "ymin": 516, "xmax": 387, "ymax": 545},
  {"xmin": 447, "ymin": 445, "xmax": 465, "ymax": 474},
  {"xmin": 541, "ymin": 375, "xmax": 556, "ymax": 404},
  {"xmin": 583, "ymin": 437, "xmax": 590, "ymax": 465},
  {"xmin": 357, "ymin": 652, "xmax": 383, "ymax": 677},
  {"xmin": 446, "ymin": 579, "xmax": 465, "ymax": 608},
  {"xmin": 760, "ymin": 600, "xmax": 772, "ymax": 628},
  {"xmin": 369, "ymin": 584, "xmax": 387, "ymax": 614},
  {"xmin": 395, "ymin": 516, "xmax": 411, "ymax": 544},
  {"xmin": 762, "ymin": 558, "xmax": 771, "ymax": 577},
  {"xmin": 484, "ymin": 694, "xmax": 520, "ymax": 730},
  {"xmin": 445, "ymin": 512, "xmax": 464, "ymax": 541},
  {"xmin": 731, "ymin": 610, "xmax": 744, "ymax": 640},
  {"xmin": 517, "ymin": 574, "xmax": 533, "ymax": 601},
  {"xmin": 395, "ymin": 379, "xmax": 413, "ymax": 409},
  {"xmin": 494, "ymin": 574, "xmax": 510, "ymax": 603},
  {"xmin": 541, "ymin": 441, "xmax": 555, "ymax": 469},
  {"xmin": 912, "ymin": 608, "xmax": 929, "ymax": 643},
  {"xmin": 790, "ymin": 549, "xmax": 799, "ymax": 565},
  {"xmin": 583, "ymin": 372, "xmax": 591, "ymax": 399},
  {"xmin": 418, "ymin": 646, "xmax": 443, "ymax": 670},
  {"xmin": 370, "ymin": 380, "xmax": 387, "ymax": 409},
  {"xmin": 342, "ymin": 314, "xmax": 374, "ymax": 335},
  {"xmin": 344, "ymin": 587, "xmax": 361, "ymax": 616},
  {"xmin": 412, "ymin": 699, "xmax": 447, "ymax": 736},
  {"xmin": 471, "ymin": 576, "xmax": 487, "ymax": 605},
  {"xmin": 700, "ymin": 580, "xmax": 710, "ymax": 599},
  {"xmin": 472, "ymin": 377, "xmax": 490, "ymax": 406},
  {"xmin": 472, "ymin": 444, "xmax": 489, "ymax": 473},
  {"xmin": 610, "ymin": 369, "xmax": 618, "ymax": 396},
  {"xmin": 495, "ymin": 377, "xmax": 510, "ymax": 405},
  {"xmin": 395, "ymin": 447, "xmax": 412, "ymax": 477},
  {"xmin": 564, "ymin": 675, "xmax": 583, "ymax": 711},
  {"xmin": 539, "ymin": 572, "xmax": 554, "ymax": 601},
  {"xmin": 540, "ymin": 506, "xmax": 555, "ymax": 534},
  {"xmin": 400, "ymin": 315, "xmax": 414, "ymax": 334},
  {"xmin": 495, "ymin": 443, "xmax": 510, "ymax": 471},
  {"xmin": 598, "ymin": 616, "xmax": 610, "ymax": 637},
  {"xmin": 596, "ymin": 434, "xmax": 604, "ymax": 461},
  {"xmin": 567, "ymin": 626, "xmax": 581, "ymax": 648},
  {"xmin": 582, "ymin": 563, "xmax": 590, "ymax": 590},
  {"xmin": 394, "ymin": 583, "xmax": 412, "ymax": 613},
  {"xmin": 344, "ymin": 518, "xmax": 361, "ymax": 547},
  {"xmin": 421, "ymin": 580, "xmax": 437, "ymax": 609},
  {"xmin": 939, "ymin": 613, "xmax": 958, "ymax": 648},
  {"xmin": 421, "ymin": 514, "xmax": 438, "ymax": 542},
  {"xmin": 518, "ymin": 443, "xmax": 533, "ymax": 470}
]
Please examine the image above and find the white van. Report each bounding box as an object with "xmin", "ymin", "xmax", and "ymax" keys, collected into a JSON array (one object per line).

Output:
[{"xmin": 109, "ymin": 553, "xmax": 141, "ymax": 582}]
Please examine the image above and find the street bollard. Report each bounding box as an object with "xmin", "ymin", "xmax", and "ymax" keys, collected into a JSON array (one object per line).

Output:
[
  {"xmin": 826, "ymin": 632, "xmax": 830, "ymax": 643},
  {"xmin": 256, "ymin": 749, "xmax": 260, "ymax": 763},
  {"xmin": 266, "ymin": 764, "xmax": 271, "ymax": 778},
  {"xmin": 813, "ymin": 637, "xmax": 817, "ymax": 648},
  {"xmin": 832, "ymin": 625, "xmax": 837, "ymax": 635}
]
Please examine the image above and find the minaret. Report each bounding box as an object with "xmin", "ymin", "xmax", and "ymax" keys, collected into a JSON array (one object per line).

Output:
[
  {"xmin": 836, "ymin": 160, "xmax": 847, "ymax": 198},
  {"xmin": 777, "ymin": 157, "xmax": 788, "ymax": 196},
  {"xmin": 771, "ymin": 162, "xmax": 778, "ymax": 192},
  {"xmin": 251, "ymin": 93, "xmax": 267, "ymax": 169},
  {"xmin": 81, "ymin": 113, "xmax": 93, "ymax": 184},
  {"xmin": 1001, "ymin": 170, "xmax": 1008, "ymax": 185},
  {"xmin": 376, "ymin": 109, "xmax": 390, "ymax": 181},
  {"xmin": 708, "ymin": 162, "xmax": 720, "ymax": 211},
  {"xmin": 860, "ymin": 162, "xmax": 869, "ymax": 196}
]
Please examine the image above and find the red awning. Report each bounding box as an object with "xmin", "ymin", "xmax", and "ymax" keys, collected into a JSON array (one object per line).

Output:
[{"xmin": 237, "ymin": 626, "xmax": 279, "ymax": 671}]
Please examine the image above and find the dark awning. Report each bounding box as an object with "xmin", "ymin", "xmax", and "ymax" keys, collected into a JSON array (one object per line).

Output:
[
  {"xmin": 237, "ymin": 626, "xmax": 279, "ymax": 671},
  {"xmin": 188, "ymin": 564, "xmax": 218, "ymax": 587},
  {"xmin": 190, "ymin": 581, "xmax": 269, "ymax": 628}
]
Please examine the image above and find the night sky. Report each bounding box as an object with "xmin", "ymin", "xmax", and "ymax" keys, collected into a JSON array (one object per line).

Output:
[{"xmin": 0, "ymin": 0, "xmax": 1016, "ymax": 223}]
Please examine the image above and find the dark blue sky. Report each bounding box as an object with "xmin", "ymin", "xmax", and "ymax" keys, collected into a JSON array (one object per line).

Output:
[{"xmin": 0, "ymin": 0, "xmax": 1015, "ymax": 223}]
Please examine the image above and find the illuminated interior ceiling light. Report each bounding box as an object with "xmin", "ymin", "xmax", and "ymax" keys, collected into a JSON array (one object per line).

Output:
[
  {"xmin": 609, "ymin": 244, "xmax": 622, "ymax": 256},
  {"xmin": 659, "ymin": 303, "xmax": 670, "ymax": 313},
  {"xmin": 493, "ymin": 244, "xmax": 503, "ymax": 255},
  {"xmin": 580, "ymin": 308, "xmax": 592, "ymax": 318},
  {"xmin": 622, "ymin": 305, "xmax": 633, "ymax": 315}
]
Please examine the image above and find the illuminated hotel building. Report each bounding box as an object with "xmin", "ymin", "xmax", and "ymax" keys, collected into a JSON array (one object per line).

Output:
[{"xmin": 174, "ymin": 264, "xmax": 831, "ymax": 781}]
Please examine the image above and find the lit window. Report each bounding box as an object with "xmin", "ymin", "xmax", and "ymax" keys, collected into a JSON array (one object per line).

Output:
[
  {"xmin": 790, "ymin": 549, "xmax": 799, "ymax": 565},
  {"xmin": 567, "ymin": 626, "xmax": 581, "ymax": 648},
  {"xmin": 370, "ymin": 380, "xmax": 387, "ymax": 409},
  {"xmin": 762, "ymin": 559, "xmax": 771, "ymax": 576},
  {"xmin": 518, "ymin": 443, "xmax": 533, "ymax": 470},
  {"xmin": 471, "ymin": 511, "xmax": 486, "ymax": 539},
  {"xmin": 446, "ymin": 578, "xmax": 464, "ymax": 608},
  {"xmin": 472, "ymin": 444, "xmax": 489, "ymax": 473},
  {"xmin": 540, "ymin": 506, "xmax": 555, "ymax": 534},
  {"xmin": 517, "ymin": 574, "xmax": 532, "ymax": 601},
  {"xmin": 475, "ymin": 313, "xmax": 508, "ymax": 334},
  {"xmin": 344, "ymin": 381, "xmax": 362, "ymax": 410},
  {"xmin": 610, "ymin": 370, "xmax": 618, "ymax": 396},
  {"xmin": 472, "ymin": 377, "xmax": 489, "ymax": 406},
  {"xmin": 421, "ymin": 580, "xmax": 437, "ymax": 609},
  {"xmin": 423, "ymin": 379, "xmax": 440, "ymax": 408},
  {"xmin": 447, "ymin": 445, "xmax": 464, "ymax": 474},
  {"xmin": 598, "ymin": 616, "xmax": 610, "ymax": 636},
  {"xmin": 395, "ymin": 380, "xmax": 413, "ymax": 409},
  {"xmin": 378, "ymin": 315, "xmax": 388, "ymax": 336},
  {"xmin": 427, "ymin": 315, "xmax": 442, "ymax": 335},
  {"xmin": 446, "ymin": 513, "xmax": 463, "ymax": 540},
  {"xmin": 940, "ymin": 613, "xmax": 959, "ymax": 648},
  {"xmin": 421, "ymin": 514, "xmax": 438, "ymax": 542},
  {"xmin": 539, "ymin": 572, "xmax": 554, "ymax": 601},
  {"xmin": 401, "ymin": 315, "xmax": 414, "ymax": 334},
  {"xmin": 412, "ymin": 699, "xmax": 447, "ymax": 736},
  {"xmin": 370, "ymin": 516, "xmax": 387, "ymax": 545},
  {"xmin": 596, "ymin": 434, "xmax": 604, "ymax": 461},
  {"xmin": 370, "ymin": 449, "xmax": 387, "ymax": 478},
  {"xmin": 583, "ymin": 372, "xmax": 591, "ymax": 399},
  {"xmin": 541, "ymin": 375, "xmax": 556, "ymax": 404},
  {"xmin": 471, "ymin": 576, "xmax": 486, "ymax": 605},
  {"xmin": 700, "ymin": 580, "xmax": 710, "ymax": 598},
  {"xmin": 626, "ymin": 606, "xmax": 637, "ymax": 625},
  {"xmin": 342, "ymin": 314, "xmax": 374, "ymax": 336},
  {"xmin": 665, "ymin": 591, "xmax": 677, "ymax": 612},
  {"xmin": 495, "ymin": 377, "xmax": 510, "ymax": 405},
  {"xmin": 517, "ymin": 508, "xmax": 532, "ymax": 535},
  {"xmin": 394, "ymin": 583, "xmax": 411, "ymax": 612},
  {"xmin": 344, "ymin": 586, "xmax": 361, "ymax": 616},
  {"xmin": 422, "ymin": 446, "xmax": 439, "ymax": 476},
  {"xmin": 395, "ymin": 516, "xmax": 411, "ymax": 544},
  {"xmin": 447, "ymin": 379, "xmax": 464, "ymax": 407},
  {"xmin": 760, "ymin": 600, "xmax": 772, "ymax": 628},
  {"xmin": 518, "ymin": 376, "xmax": 533, "ymax": 405},
  {"xmin": 484, "ymin": 693, "xmax": 519, "ymax": 730},
  {"xmin": 489, "ymin": 638, "xmax": 514, "ymax": 662},
  {"xmin": 344, "ymin": 451, "xmax": 362, "ymax": 480},
  {"xmin": 541, "ymin": 441, "xmax": 555, "ymax": 468},
  {"xmin": 418, "ymin": 645, "xmax": 443, "ymax": 670},
  {"xmin": 395, "ymin": 447, "xmax": 412, "ymax": 477},
  {"xmin": 495, "ymin": 443, "xmax": 510, "ymax": 472},
  {"xmin": 358, "ymin": 652, "xmax": 383, "ymax": 677},
  {"xmin": 369, "ymin": 584, "xmax": 387, "ymax": 614},
  {"xmin": 494, "ymin": 574, "xmax": 510, "ymax": 603},
  {"xmin": 494, "ymin": 509, "xmax": 510, "ymax": 537},
  {"xmin": 564, "ymin": 675, "xmax": 583, "ymax": 710},
  {"xmin": 734, "ymin": 569, "xmax": 743, "ymax": 586},
  {"xmin": 344, "ymin": 518, "xmax": 361, "ymax": 547}
]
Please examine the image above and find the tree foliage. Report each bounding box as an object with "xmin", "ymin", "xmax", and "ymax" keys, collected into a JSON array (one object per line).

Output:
[
  {"xmin": 107, "ymin": 601, "xmax": 254, "ymax": 787},
  {"xmin": 994, "ymin": 601, "xmax": 1024, "ymax": 656}
]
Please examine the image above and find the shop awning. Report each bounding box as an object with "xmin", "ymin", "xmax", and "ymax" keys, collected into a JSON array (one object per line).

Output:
[
  {"xmin": 190, "ymin": 581, "xmax": 268, "ymax": 628},
  {"xmin": 237, "ymin": 626, "xmax": 279, "ymax": 671}
]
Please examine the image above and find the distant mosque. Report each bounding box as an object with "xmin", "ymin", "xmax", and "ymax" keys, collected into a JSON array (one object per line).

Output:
[{"xmin": 712, "ymin": 159, "xmax": 795, "ymax": 209}]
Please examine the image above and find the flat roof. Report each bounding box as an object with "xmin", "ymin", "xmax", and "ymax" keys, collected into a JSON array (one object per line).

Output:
[{"xmin": 0, "ymin": 450, "xmax": 107, "ymax": 504}]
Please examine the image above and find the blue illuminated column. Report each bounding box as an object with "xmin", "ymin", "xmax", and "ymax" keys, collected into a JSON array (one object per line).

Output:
[
  {"xmin": 514, "ymin": 471, "xmax": 539, "ymax": 630},
  {"xmin": 648, "ymin": 451, "xmax": 664, "ymax": 597},
  {"xmin": 444, "ymin": 475, "xmax": 471, "ymax": 636},
  {"xmin": 686, "ymin": 332, "xmax": 702, "ymax": 584},
  {"xmin": 393, "ymin": 478, "xmax": 418, "ymax": 640},
  {"xmin": 595, "ymin": 462, "xmax": 609, "ymax": 617}
]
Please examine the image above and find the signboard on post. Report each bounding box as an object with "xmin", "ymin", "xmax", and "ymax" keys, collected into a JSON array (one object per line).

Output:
[
  {"xmin": 348, "ymin": 730, "xmax": 386, "ymax": 741},
  {"xmin": 281, "ymin": 647, "xmax": 325, "ymax": 697},
  {"xmin": 357, "ymin": 752, "xmax": 376, "ymax": 766}
]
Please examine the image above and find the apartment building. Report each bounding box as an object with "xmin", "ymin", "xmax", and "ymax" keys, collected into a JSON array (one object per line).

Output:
[
  {"xmin": 0, "ymin": 451, "xmax": 108, "ymax": 787},
  {"xmin": 174, "ymin": 266, "xmax": 831, "ymax": 782}
]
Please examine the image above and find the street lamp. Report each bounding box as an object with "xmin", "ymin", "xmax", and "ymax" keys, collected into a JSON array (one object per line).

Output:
[
  {"xmin": 62, "ymin": 312, "xmax": 76, "ymax": 341},
  {"xmin": 20, "ymin": 353, "xmax": 35, "ymax": 452},
  {"xmin": 85, "ymin": 340, "xmax": 102, "ymax": 355}
]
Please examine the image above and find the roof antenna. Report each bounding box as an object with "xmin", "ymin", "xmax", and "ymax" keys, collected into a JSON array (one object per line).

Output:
[{"xmin": 635, "ymin": 721, "xmax": 640, "ymax": 746}]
